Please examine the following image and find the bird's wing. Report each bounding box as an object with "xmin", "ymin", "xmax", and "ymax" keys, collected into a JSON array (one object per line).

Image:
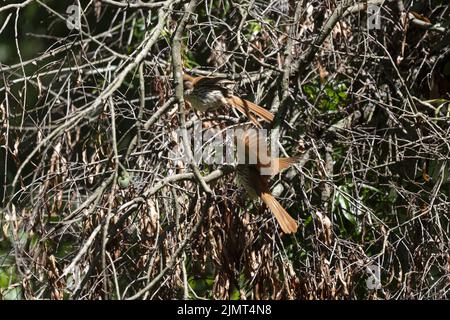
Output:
[
  {"xmin": 240, "ymin": 130, "xmax": 298, "ymax": 175},
  {"xmin": 269, "ymin": 157, "xmax": 300, "ymax": 176},
  {"xmin": 194, "ymin": 77, "xmax": 235, "ymax": 96},
  {"xmin": 239, "ymin": 129, "xmax": 271, "ymax": 166}
]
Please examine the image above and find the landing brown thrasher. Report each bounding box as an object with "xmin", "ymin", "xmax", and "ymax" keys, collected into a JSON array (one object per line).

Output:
[
  {"xmin": 235, "ymin": 129, "xmax": 298, "ymax": 234},
  {"xmin": 183, "ymin": 74, "xmax": 274, "ymax": 127}
]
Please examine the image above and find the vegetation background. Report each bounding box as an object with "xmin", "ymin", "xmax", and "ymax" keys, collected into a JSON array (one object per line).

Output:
[{"xmin": 0, "ymin": 0, "xmax": 449, "ymax": 299}]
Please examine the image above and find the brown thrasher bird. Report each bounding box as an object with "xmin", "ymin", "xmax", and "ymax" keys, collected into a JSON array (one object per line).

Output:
[
  {"xmin": 235, "ymin": 129, "xmax": 298, "ymax": 234},
  {"xmin": 183, "ymin": 74, "xmax": 274, "ymax": 127}
]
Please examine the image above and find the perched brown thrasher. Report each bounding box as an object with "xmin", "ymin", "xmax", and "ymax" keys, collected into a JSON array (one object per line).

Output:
[
  {"xmin": 183, "ymin": 74, "xmax": 274, "ymax": 127},
  {"xmin": 235, "ymin": 129, "xmax": 298, "ymax": 234}
]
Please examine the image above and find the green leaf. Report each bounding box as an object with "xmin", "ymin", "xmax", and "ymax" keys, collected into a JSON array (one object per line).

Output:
[{"xmin": 336, "ymin": 186, "xmax": 356, "ymax": 225}]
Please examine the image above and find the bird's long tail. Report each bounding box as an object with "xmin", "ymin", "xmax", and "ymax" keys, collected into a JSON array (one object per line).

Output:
[
  {"xmin": 260, "ymin": 192, "xmax": 298, "ymax": 234},
  {"xmin": 229, "ymin": 95, "xmax": 274, "ymax": 125}
]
